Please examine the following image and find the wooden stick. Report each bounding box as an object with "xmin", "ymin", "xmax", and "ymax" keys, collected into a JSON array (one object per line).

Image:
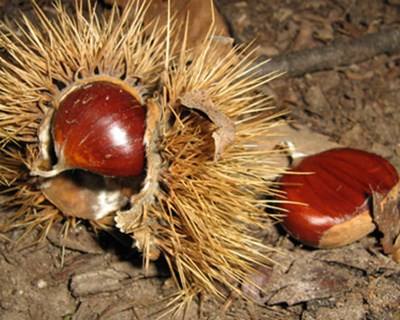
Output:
[{"xmin": 256, "ymin": 27, "xmax": 400, "ymax": 77}]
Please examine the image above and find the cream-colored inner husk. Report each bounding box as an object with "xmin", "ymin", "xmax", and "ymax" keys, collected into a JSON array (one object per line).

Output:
[{"xmin": 31, "ymin": 76, "xmax": 154, "ymax": 221}]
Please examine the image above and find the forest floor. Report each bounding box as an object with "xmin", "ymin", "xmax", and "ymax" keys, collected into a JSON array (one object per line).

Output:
[{"xmin": 1, "ymin": 0, "xmax": 400, "ymax": 319}]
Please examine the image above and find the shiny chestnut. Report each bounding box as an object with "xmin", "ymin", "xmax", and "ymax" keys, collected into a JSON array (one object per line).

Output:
[
  {"xmin": 279, "ymin": 148, "xmax": 399, "ymax": 248},
  {"xmin": 51, "ymin": 81, "xmax": 146, "ymax": 177}
]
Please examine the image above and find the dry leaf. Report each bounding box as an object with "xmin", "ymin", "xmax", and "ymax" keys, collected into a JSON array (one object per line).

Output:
[
  {"xmin": 318, "ymin": 243, "xmax": 400, "ymax": 274},
  {"xmin": 243, "ymin": 243, "xmax": 400, "ymax": 305},
  {"xmin": 179, "ymin": 90, "xmax": 235, "ymax": 161},
  {"xmin": 47, "ymin": 223, "xmax": 104, "ymax": 254},
  {"xmin": 313, "ymin": 23, "xmax": 334, "ymax": 42},
  {"xmin": 244, "ymin": 250, "xmax": 363, "ymax": 306},
  {"xmin": 105, "ymin": 0, "xmax": 230, "ymax": 50},
  {"xmin": 372, "ymin": 182, "xmax": 400, "ymax": 262},
  {"xmin": 292, "ymin": 20, "xmax": 314, "ymax": 51}
]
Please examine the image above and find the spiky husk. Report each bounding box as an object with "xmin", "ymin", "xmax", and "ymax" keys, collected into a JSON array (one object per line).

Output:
[
  {"xmin": 116, "ymin": 30, "xmax": 287, "ymax": 314},
  {"xmin": 0, "ymin": 0, "xmax": 286, "ymax": 316},
  {"xmin": 0, "ymin": 0, "xmax": 166, "ymax": 233}
]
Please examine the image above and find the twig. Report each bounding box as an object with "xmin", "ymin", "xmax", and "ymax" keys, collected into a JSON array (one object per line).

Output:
[{"xmin": 256, "ymin": 27, "xmax": 400, "ymax": 77}]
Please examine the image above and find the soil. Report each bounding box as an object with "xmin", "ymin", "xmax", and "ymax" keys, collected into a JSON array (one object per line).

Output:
[{"xmin": 1, "ymin": 0, "xmax": 400, "ymax": 319}]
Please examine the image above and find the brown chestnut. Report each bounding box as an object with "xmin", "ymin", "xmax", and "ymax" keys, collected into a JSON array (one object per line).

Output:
[
  {"xmin": 50, "ymin": 81, "xmax": 146, "ymax": 177},
  {"xmin": 279, "ymin": 148, "xmax": 399, "ymax": 248}
]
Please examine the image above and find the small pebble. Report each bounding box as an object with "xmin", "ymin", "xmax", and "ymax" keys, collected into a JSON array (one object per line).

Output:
[{"xmin": 37, "ymin": 279, "xmax": 47, "ymax": 289}]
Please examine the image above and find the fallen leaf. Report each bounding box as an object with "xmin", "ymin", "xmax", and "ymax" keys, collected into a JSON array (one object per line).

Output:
[
  {"xmin": 317, "ymin": 242, "xmax": 400, "ymax": 274},
  {"xmin": 47, "ymin": 223, "xmax": 104, "ymax": 254},
  {"xmin": 243, "ymin": 240, "xmax": 400, "ymax": 306},
  {"xmin": 245, "ymin": 250, "xmax": 363, "ymax": 306},
  {"xmin": 292, "ymin": 20, "xmax": 314, "ymax": 51},
  {"xmin": 105, "ymin": 0, "xmax": 230, "ymax": 50},
  {"xmin": 313, "ymin": 23, "xmax": 334, "ymax": 43},
  {"xmin": 372, "ymin": 182, "xmax": 400, "ymax": 262}
]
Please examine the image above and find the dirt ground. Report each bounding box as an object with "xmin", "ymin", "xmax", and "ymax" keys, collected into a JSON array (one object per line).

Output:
[{"xmin": 1, "ymin": 0, "xmax": 400, "ymax": 319}]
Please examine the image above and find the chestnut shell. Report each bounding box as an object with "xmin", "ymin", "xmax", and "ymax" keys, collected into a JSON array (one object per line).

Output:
[
  {"xmin": 53, "ymin": 81, "xmax": 146, "ymax": 177},
  {"xmin": 280, "ymin": 148, "xmax": 399, "ymax": 247}
]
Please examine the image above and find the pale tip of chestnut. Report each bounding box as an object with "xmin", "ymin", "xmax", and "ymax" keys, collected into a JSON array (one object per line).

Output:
[
  {"xmin": 279, "ymin": 148, "xmax": 399, "ymax": 249},
  {"xmin": 318, "ymin": 210, "xmax": 375, "ymax": 248}
]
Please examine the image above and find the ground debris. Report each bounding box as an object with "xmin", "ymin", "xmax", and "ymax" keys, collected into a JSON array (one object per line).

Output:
[
  {"xmin": 372, "ymin": 184, "xmax": 400, "ymax": 262},
  {"xmin": 301, "ymin": 293, "xmax": 366, "ymax": 320},
  {"xmin": 256, "ymin": 27, "xmax": 400, "ymax": 77},
  {"xmin": 69, "ymin": 260, "xmax": 163, "ymax": 297},
  {"xmin": 47, "ymin": 223, "xmax": 104, "ymax": 254},
  {"xmin": 70, "ymin": 268, "xmax": 129, "ymax": 297},
  {"xmin": 366, "ymin": 273, "xmax": 400, "ymax": 320},
  {"xmin": 260, "ymin": 250, "xmax": 364, "ymax": 305},
  {"xmin": 316, "ymin": 241, "xmax": 400, "ymax": 274},
  {"xmin": 244, "ymin": 239, "xmax": 400, "ymax": 307},
  {"xmin": 72, "ymin": 297, "xmax": 138, "ymax": 320},
  {"xmin": 2, "ymin": 0, "xmax": 400, "ymax": 319}
]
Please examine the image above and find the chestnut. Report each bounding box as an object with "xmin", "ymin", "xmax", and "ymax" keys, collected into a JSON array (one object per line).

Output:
[
  {"xmin": 41, "ymin": 80, "xmax": 146, "ymax": 178},
  {"xmin": 279, "ymin": 148, "xmax": 399, "ymax": 248}
]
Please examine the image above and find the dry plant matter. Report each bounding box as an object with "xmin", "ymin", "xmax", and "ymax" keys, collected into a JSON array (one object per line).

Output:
[
  {"xmin": 257, "ymin": 26, "xmax": 400, "ymax": 77},
  {"xmin": 0, "ymin": 0, "xmax": 286, "ymax": 316},
  {"xmin": 105, "ymin": 0, "xmax": 230, "ymax": 50}
]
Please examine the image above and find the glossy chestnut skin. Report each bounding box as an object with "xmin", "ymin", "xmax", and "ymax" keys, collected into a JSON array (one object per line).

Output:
[
  {"xmin": 280, "ymin": 148, "xmax": 399, "ymax": 247},
  {"xmin": 53, "ymin": 81, "xmax": 145, "ymax": 177}
]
